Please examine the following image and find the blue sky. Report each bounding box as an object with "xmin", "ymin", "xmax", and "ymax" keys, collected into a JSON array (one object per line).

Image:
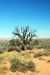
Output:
[{"xmin": 0, "ymin": 0, "xmax": 50, "ymax": 38}]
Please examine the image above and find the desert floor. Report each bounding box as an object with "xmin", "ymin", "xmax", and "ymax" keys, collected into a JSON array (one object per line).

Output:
[{"xmin": 0, "ymin": 49, "xmax": 50, "ymax": 75}]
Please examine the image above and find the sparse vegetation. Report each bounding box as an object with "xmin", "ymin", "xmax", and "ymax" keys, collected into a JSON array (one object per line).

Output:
[
  {"xmin": 10, "ymin": 58, "xmax": 21, "ymax": 72},
  {"xmin": 0, "ymin": 27, "xmax": 50, "ymax": 75},
  {"xmin": 10, "ymin": 58, "xmax": 35, "ymax": 72},
  {"xmin": 0, "ymin": 40, "xmax": 9, "ymax": 52},
  {"xmin": 34, "ymin": 49, "xmax": 50, "ymax": 58}
]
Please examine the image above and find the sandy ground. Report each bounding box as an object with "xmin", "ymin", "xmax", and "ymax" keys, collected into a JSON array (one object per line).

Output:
[
  {"xmin": 0, "ymin": 50, "xmax": 50, "ymax": 75},
  {"xmin": 34, "ymin": 56, "xmax": 50, "ymax": 75}
]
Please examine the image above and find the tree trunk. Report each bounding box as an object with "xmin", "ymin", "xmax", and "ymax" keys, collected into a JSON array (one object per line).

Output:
[{"xmin": 21, "ymin": 44, "xmax": 25, "ymax": 50}]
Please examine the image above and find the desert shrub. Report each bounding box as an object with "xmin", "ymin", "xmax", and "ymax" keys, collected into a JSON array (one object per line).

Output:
[
  {"xmin": 0, "ymin": 41, "xmax": 9, "ymax": 52},
  {"xmin": 21, "ymin": 50, "xmax": 34, "ymax": 57},
  {"xmin": 19, "ymin": 61, "xmax": 35, "ymax": 72},
  {"xmin": 43, "ymin": 49, "xmax": 50, "ymax": 56},
  {"xmin": 15, "ymin": 39, "xmax": 22, "ymax": 46},
  {"xmin": 30, "ymin": 39, "xmax": 50, "ymax": 49},
  {"xmin": 10, "ymin": 58, "xmax": 21, "ymax": 72},
  {"xmin": 32, "ymin": 39, "xmax": 39, "ymax": 48},
  {"xmin": 38, "ymin": 57, "xmax": 42, "ymax": 60},
  {"xmin": 9, "ymin": 39, "xmax": 15, "ymax": 46},
  {"xmin": 27, "ymin": 61, "xmax": 35, "ymax": 72},
  {"xmin": 0, "ymin": 55, "xmax": 4, "ymax": 63},
  {"xmin": 36, "ymin": 43, "xmax": 44, "ymax": 49},
  {"xmin": 10, "ymin": 58, "xmax": 35, "ymax": 72},
  {"xmin": 8, "ymin": 46, "xmax": 16, "ymax": 52},
  {"xmin": 43, "ymin": 51, "xmax": 50, "ymax": 56},
  {"xmin": 8, "ymin": 46, "xmax": 21, "ymax": 52},
  {"xmin": 26, "ymin": 45, "xmax": 33, "ymax": 50},
  {"xmin": 47, "ymin": 60, "xmax": 50, "ymax": 63},
  {"xmin": 34, "ymin": 49, "xmax": 50, "ymax": 58},
  {"xmin": 34, "ymin": 51, "xmax": 43, "ymax": 58},
  {"xmin": 0, "ymin": 50, "xmax": 5, "ymax": 54},
  {"xmin": 15, "ymin": 46, "xmax": 21, "ymax": 52},
  {"xmin": 10, "ymin": 58, "xmax": 27, "ymax": 72},
  {"xmin": 19, "ymin": 63, "xmax": 27, "ymax": 72},
  {"xmin": 37, "ymin": 39, "xmax": 50, "ymax": 49}
]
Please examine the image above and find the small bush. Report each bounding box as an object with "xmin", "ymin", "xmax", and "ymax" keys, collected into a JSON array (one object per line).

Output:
[
  {"xmin": 8, "ymin": 46, "xmax": 21, "ymax": 52},
  {"xmin": 19, "ymin": 61, "xmax": 35, "ymax": 72},
  {"xmin": 8, "ymin": 46, "xmax": 16, "ymax": 52},
  {"xmin": 0, "ymin": 55, "xmax": 4, "ymax": 63},
  {"xmin": 47, "ymin": 60, "xmax": 50, "ymax": 63},
  {"xmin": 10, "ymin": 58, "xmax": 35, "ymax": 72},
  {"xmin": 36, "ymin": 45, "xmax": 43, "ymax": 49},
  {"xmin": 19, "ymin": 63, "xmax": 27, "ymax": 72},
  {"xmin": 27, "ymin": 61, "xmax": 35, "ymax": 72},
  {"xmin": 26, "ymin": 45, "xmax": 33, "ymax": 50},
  {"xmin": 9, "ymin": 39, "xmax": 15, "ymax": 46},
  {"xmin": 10, "ymin": 58, "xmax": 21, "ymax": 72},
  {"xmin": 0, "ymin": 50, "xmax": 4, "ymax": 54},
  {"xmin": 34, "ymin": 49, "xmax": 50, "ymax": 58},
  {"xmin": 34, "ymin": 51, "xmax": 43, "ymax": 58},
  {"xmin": 43, "ymin": 49, "xmax": 50, "ymax": 56},
  {"xmin": 43, "ymin": 51, "xmax": 50, "ymax": 56},
  {"xmin": 15, "ymin": 46, "xmax": 21, "ymax": 52}
]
